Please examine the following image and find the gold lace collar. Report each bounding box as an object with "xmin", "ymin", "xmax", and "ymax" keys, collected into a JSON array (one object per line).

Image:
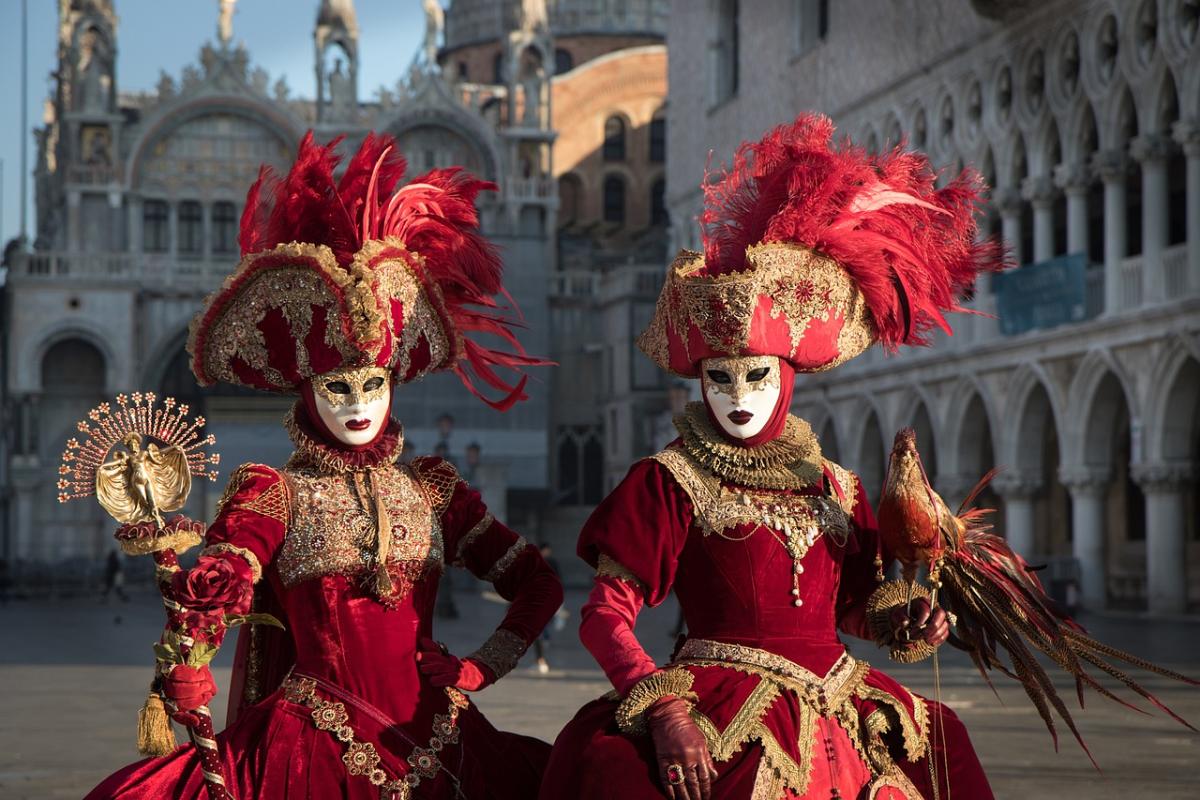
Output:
[
  {"xmin": 674, "ymin": 402, "xmax": 822, "ymax": 490},
  {"xmin": 284, "ymin": 405, "xmax": 404, "ymax": 474}
]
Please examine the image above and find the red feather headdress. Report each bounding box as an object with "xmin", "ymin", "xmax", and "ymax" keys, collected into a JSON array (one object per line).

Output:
[
  {"xmin": 188, "ymin": 132, "xmax": 542, "ymax": 410},
  {"xmin": 639, "ymin": 113, "xmax": 1008, "ymax": 376}
]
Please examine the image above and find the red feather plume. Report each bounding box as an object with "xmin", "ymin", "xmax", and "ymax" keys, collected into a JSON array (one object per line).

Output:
[
  {"xmin": 236, "ymin": 132, "xmax": 545, "ymax": 410},
  {"xmin": 701, "ymin": 113, "xmax": 1009, "ymax": 349}
]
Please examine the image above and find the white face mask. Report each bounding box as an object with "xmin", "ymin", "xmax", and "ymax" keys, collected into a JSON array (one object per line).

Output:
[
  {"xmin": 310, "ymin": 366, "xmax": 393, "ymax": 446},
  {"xmin": 700, "ymin": 355, "xmax": 783, "ymax": 441}
]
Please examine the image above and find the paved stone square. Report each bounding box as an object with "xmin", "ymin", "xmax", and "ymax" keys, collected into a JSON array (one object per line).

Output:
[{"xmin": 2, "ymin": 586, "xmax": 1198, "ymax": 799}]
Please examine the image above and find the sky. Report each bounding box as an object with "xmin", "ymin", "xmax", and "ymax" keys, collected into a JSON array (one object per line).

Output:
[{"xmin": 0, "ymin": 0, "xmax": 429, "ymax": 249}]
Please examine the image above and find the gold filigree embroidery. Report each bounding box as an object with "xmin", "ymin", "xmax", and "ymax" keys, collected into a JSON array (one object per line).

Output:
[
  {"xmin": 241, "ymin": 479, "xmax": 292, "ymax": 526},
  {"xmin": 596, "ymin": 554, "xmax": 647, "ymax": 592},
  {"xmin": 410, "ymin": 458, "xmax": 461, "ymax": 516},
  {"xmin": 615, "ymin": 668, "xmax": 698, "ymax": 734},
  {"xmin": 453, "ymin": 512, "xmax": 494, "ymax": 566},
  {"xmin": 636, "ymin": 244, "xmax": 877, "ymax": 379},
  {"xmin": 674, "ymin": 403, "xmax": 822, "ymax": 490},
  {"xmin": 651, "ymin": 446, "xmax": 849, "ymax": 547},
  {"xmin": 277, "ymin": 462, "xmax": 443, "ymax": 598},
  {"xmin": 215, "ymin": 464, "xmax": 262, "ymax": 514},
  {"xmin": 469, "ymin": 628, "xmax": 527, "ymax": 680},
  {"xmin": 823, "ymin": 458, "xmax": 860, "ymax": 516},
  {"xmin": 699, "ymin": 355, "xmax": 782, "ymax": 398},
  {"xmin": 310, "ymin": 366, "xmax": 391, "ymax": 407},
  {"xmin": 200, "ymin": 542, "xmax": 264, "ymax": 583},
  {"xmin": 483, "ymin": 537, "xmax": 531, "ymax": 582}
]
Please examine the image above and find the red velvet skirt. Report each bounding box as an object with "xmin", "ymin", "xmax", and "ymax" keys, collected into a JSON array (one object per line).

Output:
[{"xmin": 84, "ymin": 686, "xmax": 549, "ymax": 800}]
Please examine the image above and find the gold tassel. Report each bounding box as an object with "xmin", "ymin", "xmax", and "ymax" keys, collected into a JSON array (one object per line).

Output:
[
  {"xmin": 356, "ymin": 471, "xmax": 394, "ymax": 597},
  {"xmin": 137, "ymin": 690, "xmax": 177, "ymax": 756}
]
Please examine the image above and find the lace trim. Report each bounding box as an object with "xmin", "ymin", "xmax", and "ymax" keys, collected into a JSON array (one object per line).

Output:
[
  {"xmin": 651, "ymin": 448, "xmax": 850, "ymax": 545},
  {"xmin": 615, "ymin": 668, "xmax": 698, "ymax": 734},
  {"xmin": 482, "ymin": 537, "xmax": 530, "ymax": 583},
  {"xmin": 410, "ymin": 457, "xmax": 461, "ymax": 516},
  {"xmin": 453, "ymin": 512, "xmax": 494, "ymax": 566},
  {"xmin": 596, "ymin": 554, "xmax": 647, "ymax": 593},
  {"xmin": 284, "ymin": 406, "xmax": 403, "ymax": 475},
  {"xmin": 822, "ymin": 458, "xmax": 860, "ymax": 516},
  {"xmin": 674, "ymin": 402, "xmax": 822, "ymax": 490},
  {"xmin": 469, "ymin": 628, "xmax": 527, "ymax": 680},
  {"xmin": 200, "ymin": 543, "xmax": 264, "ymax": 583}
]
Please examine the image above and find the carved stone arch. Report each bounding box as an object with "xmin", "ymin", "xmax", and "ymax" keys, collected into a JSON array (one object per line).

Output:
[
  {"xmin": 848, "ymin": 394, "xmax": 889, "ymax": 504},
  {"xmin": 943, "ymin": 374, "xmax": 1001, "ymax": 477},
  {"xmin": 984, "ymin": 56, "xmax": 1015, "ymax": 133},
  {"xmin": 1001, "ymin": 363, "xmax": 1066, "ymax": 470},
  {"xmin": 859, "ymin": 122, "xmax": 881, "ymax": 155},
  {"xmin": 1062, "ymin": 97, "xmax": 1100, "ymax": 164},
  {"xmin": 1079, "ymin": 2, "xmax": 1122, "ymax": 101},
  {"xmin": 1142, "ymin": 337, "xmax": 1200, "ymax": 462},
  {"xmin": 141, "ymin": 326, "xmax": 192, "ymax": 391},
  {"xmin": 1014, "ymin": 44, "xmax": 1049, "ymax": 128},
  {"xmin": 1161, "ymin": 0, "xmax": 1200, "ymax": 63},
  {"xmin": 1000, "ymin": 129, "xmax": 1028, "ymax": 189},
  {"xmin": 881, "ymin": 110, "xmax": 904, "ymax": 150},
  {"xmin": 384, "ymin": 105, "xmax": 500, "ymax": 182},
  {"xmin": 932, "ymin": 86, "xmax": 958, "ymax": 159},
  {"xmin": 796, "ymin": 398, "xmax": 843, "ymax": 464},
  {"xmin": 1099, "ymin": 82, "xmax": 1139, "ymax": 149},
  {"xmin": 1178, "ymin": 47, "xmax": 1200, "ymax": 120},
  {"xmin": 1116, "ymin": 0, "xmax": 1163, "ymax": 84},
  {"xmin": 28, "ymin": 323, "xmax": 119, "ymax": 395},
  {"xmin": 1148, "ymin": 63, "xmax": 1182, "ymax": 134},
  {"xmin": 1064, "ymin": 348, "xmax": 1139, "ymax": 466},
  {"xmin": 1046, "ymin": 22, "xmax": 1083, "ymax": 112},
  {"xmin": 125, "ymin": 95, "xmax": 302, "ymax": 191},
  {"xmin": 1030, "ymin": 112, "xmax": 1065, "ymax": 175}
]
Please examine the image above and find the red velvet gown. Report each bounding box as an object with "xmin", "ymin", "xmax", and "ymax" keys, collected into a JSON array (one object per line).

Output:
[
  {"xmin": 87, "ymin": 408, "xmax": 562, "ymax": 800},
  {"xmin": 540, "ymin": 408, "xmax": 992, "ymax": 800}
]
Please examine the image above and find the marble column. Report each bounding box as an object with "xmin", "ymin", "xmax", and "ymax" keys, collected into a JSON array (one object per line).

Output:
[
  {"xmin": 1023, "ymin": 175, "xmax": 1057, "ymax": 263},
  {"xmin": 995, "ymin": 186, "xmax": 1024, "ymax": 266},
  {"xmin": 1133, "ymin": 463, "xmax": 1193, "ymax": 614},
  {"xmin": 1059, "ymin": 465, "xmax": 1110, "ymax": 610},
  {"xmin": 1173, "ymin": 120, "xmax": 1200, "ymax": 293},
  {"xmin": 1055, "ymin": 161, "xmax": 1091, "ymax": 259},
  {"xmin": 1131, "ymin": 134, "xmax": 1172, "ymax": 304},
  {"xmin": 1091, "ymin": 149, "xmax": 1127, "ymax": 313},
  {"xmin": 993, "ymin": 475, "xmax": 1041, "ymax": 558}
]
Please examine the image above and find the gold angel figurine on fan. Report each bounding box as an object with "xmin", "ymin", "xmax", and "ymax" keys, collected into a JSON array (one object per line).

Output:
[{"xmin": 59, "ymin": 392, "xmax": 237, "ymax": 800}]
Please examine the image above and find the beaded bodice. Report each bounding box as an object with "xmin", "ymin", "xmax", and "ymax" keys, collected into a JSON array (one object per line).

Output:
[{"xmin": 277, "ymin": 463, "xmax": 445, "ymax": 591}]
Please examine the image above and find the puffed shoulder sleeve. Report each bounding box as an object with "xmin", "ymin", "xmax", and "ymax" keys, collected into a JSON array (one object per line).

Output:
[
  {"xmin": 577, "ymin": 456, "xmax": 694, "ymax": 607},
  {"xmin": 201, "ymin": 463, "xmax": 291, "ymax": 583}
]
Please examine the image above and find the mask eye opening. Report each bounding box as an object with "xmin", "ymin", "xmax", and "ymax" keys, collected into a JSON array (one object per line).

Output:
[
  {"xmin": 706, "ymin": 370, "xmax": 732, "ymax": 384},
  {"xmin": 363, "ymin": 376, "xmax": 385, "ymax": 392},
  {"xmin": 325, "ymin": 381, "xmax": 352, "ymax": 395},
  {"xmin": 746, "ymin": 367, "xmax": 771, "ymax": 382}
]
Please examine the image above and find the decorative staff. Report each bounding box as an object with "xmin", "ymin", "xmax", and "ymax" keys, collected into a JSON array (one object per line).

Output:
[{"xmin": 58, "ymin": 392, "xmax": 239, "ymax": 800}]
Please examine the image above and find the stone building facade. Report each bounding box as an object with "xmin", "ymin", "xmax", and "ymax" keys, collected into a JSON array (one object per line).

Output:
[
  {"xmin": 664, "ymin": 0, "xmax": 1200, "ymax": 613},
  {"xmin": 1, "ymin": 0, "xmax": 668, "ymax": 580}
]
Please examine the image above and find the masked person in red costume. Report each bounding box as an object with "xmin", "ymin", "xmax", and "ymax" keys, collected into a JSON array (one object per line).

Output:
[
  {"xmin": 86, "ymin": 133, "xmax": 562, "ymax": 800},
  {"xmin": 540, "ymin": 114, "xmax": 1005, "ymax": 800}
]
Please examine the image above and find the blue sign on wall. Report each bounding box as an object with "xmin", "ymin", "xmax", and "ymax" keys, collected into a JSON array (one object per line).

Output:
[{"xmin": 993, "ymin": 253, "xmax": 1088, "ymax": 336}]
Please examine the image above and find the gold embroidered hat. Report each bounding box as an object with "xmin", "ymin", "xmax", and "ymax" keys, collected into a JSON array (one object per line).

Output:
[
  {"xmin": 639, "ymin": 114, "xmax": 1006, "ymax": 377},
  {"xmin": 188, "ymin": 132, "xmax": 541, "ymax": 410}
]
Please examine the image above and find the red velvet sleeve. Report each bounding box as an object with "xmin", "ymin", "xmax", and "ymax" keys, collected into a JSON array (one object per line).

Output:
[
  {"xmin": 414, "ymin": 457, "xmax": 563, "ymax": 679},
  {"xmin": 835, "ymin": 474, "xmax": 886, "ymax": 641},
  {"xmin": 201, "ymin": 463, "xmax": 291, "ymax": 581},
  {"xmin": 576, "ymin": 458, "xmax": 694, "ymax": 694},
  {"xmin": 577, "ymin": 457, "xmax": 694, "ymax": 607}
]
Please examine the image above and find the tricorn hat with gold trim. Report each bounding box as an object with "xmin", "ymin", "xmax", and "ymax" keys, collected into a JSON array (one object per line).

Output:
[
  {"xmin": 188, "ymin": 132, "xmax": 540, "ymax": 409},
  {"xmin": 639, "ymin": 114, "xmax": 1007, "ymax": 377}
]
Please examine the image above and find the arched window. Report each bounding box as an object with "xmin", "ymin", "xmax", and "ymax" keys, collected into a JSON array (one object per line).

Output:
[
  {"xmin": 650, "ymin": 114, "xmax": 666, "ymax": 163},
  {"xmin": 559, "ymin": 173, "xmax": 583, "ymax": 225},
  {"xmin": 603, "ymin": 116, "xmax": 626, "ymax": 162},
  {"xmin": 212, "ymin": 201, "xmax": 237, "ymax": 254},
  {"xmin": 651, "ymin": 178, "xmax": 667, "ymax": 226},
  {"xmin": 143, "ymin": 200, "xmax": 168, "ymax": 253},
  {"xmin": 554, "ymin": 47, "xmax": 574, "ymax": 75},
  {"xmin": 603, "ymin": 175, "xmax": 626, "ymax": 224}
]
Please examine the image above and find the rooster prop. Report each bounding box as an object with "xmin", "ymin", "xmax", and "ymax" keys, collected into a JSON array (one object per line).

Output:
[{"xmin": 873, "ymin": 427, "xmax": 1199, "ymax": 763}]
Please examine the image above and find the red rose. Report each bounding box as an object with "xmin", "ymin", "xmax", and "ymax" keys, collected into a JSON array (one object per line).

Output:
[
  {"xmin": 171, "ymin": 555, "xmax": 252, "ymax": 613},
  {"xmin": 162, "ymin": 664, "xmax": 217, "ymax": 722},
  {"xmin": 175, "ymin": 609, "xmax": 228, "ymax": 645}
]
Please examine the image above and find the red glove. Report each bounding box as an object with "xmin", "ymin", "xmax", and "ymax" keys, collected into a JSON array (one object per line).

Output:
[
  {"xmin": 415, "ymin": 637, "xmax": 495, "ymax": 691},
  {"xmin": 646, "ymin": 696, "xmax": 718, "ymax": 800},
  {"xmin": 161, "ymin": 664, "xmax": 217, "ymax": 726},
  {"xmin": 888, "ymin": 597, "xmax": 950, "ymax": 647}
]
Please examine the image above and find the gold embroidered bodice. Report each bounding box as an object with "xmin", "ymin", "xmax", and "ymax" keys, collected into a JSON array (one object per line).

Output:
[{"xmin": 277, "ymin": 463, "xmax": 445, "ymax": 589}]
